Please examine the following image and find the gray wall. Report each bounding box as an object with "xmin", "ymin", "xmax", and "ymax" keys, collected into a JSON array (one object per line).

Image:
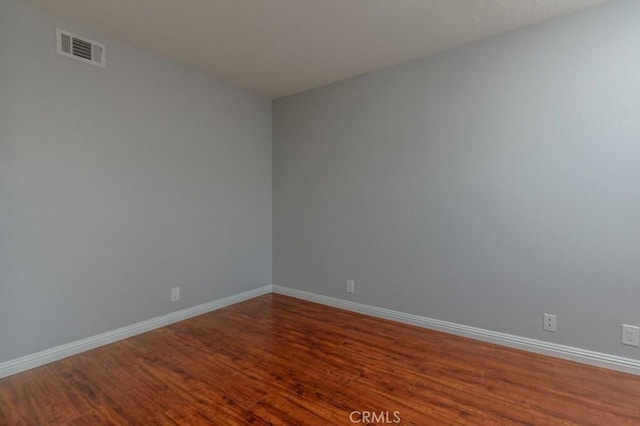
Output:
[
  {"xmin": 273, "ymin": 0, "xmax": 640, "ymax": 358},
  {"xmin": 0, "ymin": 0, "xmax": 271, "ymax": 362}
]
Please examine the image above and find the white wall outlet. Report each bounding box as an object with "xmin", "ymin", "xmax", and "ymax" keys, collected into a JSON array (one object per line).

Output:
[
  {"xmin": 621, "ymin": 324, "xmax": 640, "ymax": 347},
  {"xmin": 171, "ymin": 287, "xmax": 180, "ymax": 302},
  {"xmin": 346, "ymin": 280, "xmax": 355, "ymax": 294},
  {"xmin": 543, "ymin": 313, "xmax": 557, "ymax": 332}
]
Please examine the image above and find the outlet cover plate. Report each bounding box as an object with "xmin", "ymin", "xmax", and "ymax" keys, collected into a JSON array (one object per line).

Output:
[
  {"xmin": 171, "ymin": 287, "xmax": 180, "ymax": 302},
  {"xmin": 621, "ymin": 324, "xmax": 640, "ymax": 347},
  {"xmin": 543, "ymin": 313, "xmax": 557, "ymax": 332},
  {"xmin": 346, "ymin": 280, "xmax": 355, "ymax": 294}
]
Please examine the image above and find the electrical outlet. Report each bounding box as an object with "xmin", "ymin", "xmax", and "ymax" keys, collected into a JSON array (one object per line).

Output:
[
  {"xmin": 346, "ymin": 280, "xmax": 355, "ymax": 294},
  {"xmin": 621, "ymin": 324, "xmax": 640, "ymax": 347},
  {"xmin": 543, "ymin": 313, "xmax": 557, "ymax": 332},
  {"xmin": 171, "ymin": 287, "xmax": 180, "ymax": 302}
]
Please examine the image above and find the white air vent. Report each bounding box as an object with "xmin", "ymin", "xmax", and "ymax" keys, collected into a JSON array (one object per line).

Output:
[{"xmin": 56, "ymin": 29, "xmax": 105, "ymax": 67}]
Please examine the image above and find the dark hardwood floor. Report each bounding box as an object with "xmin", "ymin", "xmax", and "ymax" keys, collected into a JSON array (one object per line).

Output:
[{"xmin": 1, "ymin": 293, "xmax": 639, "ymax": 425}]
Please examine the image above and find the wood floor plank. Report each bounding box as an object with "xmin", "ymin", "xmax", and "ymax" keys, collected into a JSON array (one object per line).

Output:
[{"xmin": 1, "ymin": 293, "xmax": 640, "ymax": 424}]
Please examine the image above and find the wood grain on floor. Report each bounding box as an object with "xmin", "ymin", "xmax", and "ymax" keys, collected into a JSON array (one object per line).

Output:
[{"xmin": 1, "ymin": 294, "xmax": 639, "ymax": 425}]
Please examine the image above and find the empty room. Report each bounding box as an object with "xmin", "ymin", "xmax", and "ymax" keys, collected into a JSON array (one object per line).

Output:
[{"xmin": 1, "ymin": 0, "xmax": 639, "ymax": 424}]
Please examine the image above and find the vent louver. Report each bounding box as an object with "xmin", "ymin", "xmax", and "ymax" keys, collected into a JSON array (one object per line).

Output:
[{"xmin": 56, "ymin": 29, "xmax": 105, "ymax": 67}]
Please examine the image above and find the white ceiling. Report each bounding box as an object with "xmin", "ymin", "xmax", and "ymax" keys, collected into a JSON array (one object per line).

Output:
[{"xmin": 23, "ymin": 0, "xmax": 611, "ymax": 98}]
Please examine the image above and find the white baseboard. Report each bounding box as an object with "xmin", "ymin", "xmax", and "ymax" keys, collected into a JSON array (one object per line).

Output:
[
  {"xmin": 0, "ymin": 285, "xmax": 273, "ymax": 379},
  {"xmin": 4, "ymin": 284, "xmax": 639, "ymax": 379},
  {"xmin": 272, "ymin": 285, "xmax": 640, "ymax": 376}
]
